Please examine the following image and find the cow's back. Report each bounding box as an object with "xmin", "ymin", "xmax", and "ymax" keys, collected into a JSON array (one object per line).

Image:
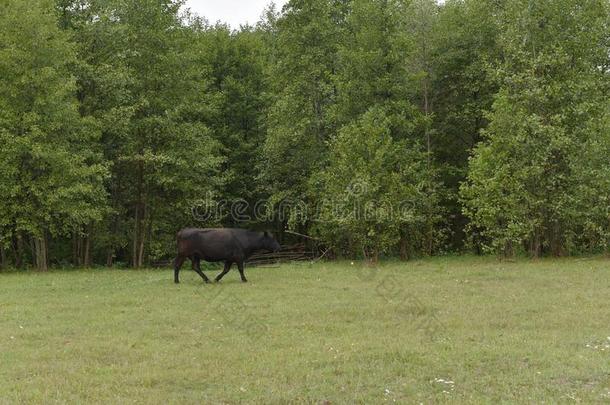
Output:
[{"xmin": 177, "ymin": 228, "xmax": 243, "ymax": 261}]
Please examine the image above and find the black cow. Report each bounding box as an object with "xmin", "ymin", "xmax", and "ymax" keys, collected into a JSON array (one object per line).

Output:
[{"xmin": 173, "ymin": 228, "xmax": 281, "ymax": 284}]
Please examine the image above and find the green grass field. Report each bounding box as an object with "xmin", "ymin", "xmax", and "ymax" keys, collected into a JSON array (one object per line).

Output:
[{"xmin": 1, "ymin": 257, "xmax": 609, "ymax": 403}]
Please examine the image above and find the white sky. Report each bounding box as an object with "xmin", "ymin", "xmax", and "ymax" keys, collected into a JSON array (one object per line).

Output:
[{"xmin": 183, "ymin": 0, "xmax": 288, "ymax": 28}]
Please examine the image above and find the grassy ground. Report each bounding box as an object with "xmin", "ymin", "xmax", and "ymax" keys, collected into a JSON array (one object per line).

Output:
[{"xmin": 1, "ymin": 256, "xmax": 609, "ymax": 404}]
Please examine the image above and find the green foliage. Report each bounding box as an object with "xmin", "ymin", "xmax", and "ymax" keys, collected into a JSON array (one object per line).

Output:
[
  {"xmin": 0, "ymin": 0, "xmax": 108, "ymax": 269},
  {"xmin": 461, "ymin": 0, "xmax": 610, "ymax": 256},
  {"xmin": 0, "ymin": 0, "xmax": 607, "ymax": 268},
  {"xmin": 196, "ymin": 24, "xmax": 270, "ymax": 217},
  {"xmin": 431, "ymin": 0, "xmax": 502, "ymax": 249},
  {"xmin": 315, "ymin": 108, "xmax": 440, "ymax": 259},
  {"xmin": 570, "ymin": 101, "xmax": 610, "ymax": 252},
  {"xmin": 58, "ymin": 0, "xmax": 225, "ymax": 265},
  {"xmin": 432, "ymin": 0, "xmax": 500, "ymax": 170},
  {"xmin": 312, "ymin": 0, "xmax": 445, "ymax": 259},
  {"xmin": 333, "ymin": 0, "xmax": 415, "ymax": 124},
  {"xmin": 262, "ymin": 0, "xmax": 344, "ymax": 226}
]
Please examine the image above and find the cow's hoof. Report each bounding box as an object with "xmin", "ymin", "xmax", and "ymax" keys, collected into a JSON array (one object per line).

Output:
[
  {"xmin": 241, "ymin": 279, "xmax": 248, "ymax": 283},
  {"xmin": 174, "ymin": 280, "xmax": 180, "ymax": 284}
]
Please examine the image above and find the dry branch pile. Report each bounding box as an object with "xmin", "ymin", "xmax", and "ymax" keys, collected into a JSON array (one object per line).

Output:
[{"xmin": 247, "ymin": 243, "xmax": 319, "ymax": 267}]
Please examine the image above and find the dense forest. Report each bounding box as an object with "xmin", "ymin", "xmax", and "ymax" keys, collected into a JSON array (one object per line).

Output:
[{"xmin": 0, "ymin": 0, "xmax": 608, "ymax": 270}]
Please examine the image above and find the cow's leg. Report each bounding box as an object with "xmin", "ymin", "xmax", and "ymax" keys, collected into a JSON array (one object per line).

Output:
[
  {"xmin": 214, "ymin": 260, "xmax": 232, "ymax": 282},
  {"xmin": 174, "ymin": 256, "xmax": 186, "ymax": 284},
  {"xmin": 192, "ymin": 257, "xmax": 211, "ymax": 284},
  {"xmin": 237, "ymin": 261, "xmax": 247, "ymax": 283}
]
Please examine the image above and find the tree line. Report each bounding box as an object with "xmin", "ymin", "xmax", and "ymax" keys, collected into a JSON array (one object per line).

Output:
[{"xmin": 0, "ymin": 0, "xmax": 608, "ymax": 270}]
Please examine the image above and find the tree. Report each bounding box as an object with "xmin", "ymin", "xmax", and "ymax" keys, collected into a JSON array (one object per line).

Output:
[
  {"xmin": 0, "ymin": 0, "xmax": 107, "ymax": 270},
  {"xmin": 195, "ymin": 23, "xmax": 270, "ymax": 225},
  {"xmin": 315, "ymin": 108, "xmax": 435, "ymax": 260},
  {"xmin": 58, "ymin": 0, "xmax": 224, "ymax": 267},
  {"xmin": 262, "ymin": 0, "xmax": 346, "ymax": 230},
  {"xmin": 313, "ymin": 0, "xmax": 444, "ymax": 258},
  {"xmin": 429, "ymin": 0, "xmax": 501, "ymax": 249},
  {"xmin": 461, "ymin": 0, "xmax": 610, "ymax": 256}
]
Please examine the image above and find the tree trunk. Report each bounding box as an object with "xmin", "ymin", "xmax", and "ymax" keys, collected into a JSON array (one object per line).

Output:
[
  {"xmin": 72, "ymin": 232, "xmax": 78, "ymax": 265},
  {"xmin": 504, "ymin": 241, "xmax": 514, "ymax": 258},
  {"xmin": 106, "ymin": 250, "xmax": 114, "ymax": 267},
  {"xmin": 141, "ymin": 205, "xmax": 154, "ymax": 268},
  {"xmin": 106, "ymin": 214, "xmax": 120, "ymax": 267},
  {"xmin": 45, "ymin": 233, "xmax": 49, "ymax": 268},
  {"xmin": 399, "ymin": 235, "xmax": 409, "ymax": 261},
  {"xmin": 132, "ymin": 202, "xmax": 140, "ymax": 268},
  {"xmin": 72, "ymin": 230, "xmax": 82, "ymax": 266},
  {"xmin": 34, "ymin": 234, "xmax": 48, "ymax": 271},
  {"xmin": 426, "ymin": 224, "xmax": 433, "ymax": 256},
  {"xmin": 29, "ymin": 237, "xmax": 36, "ymax": 267},
  {"xmin": 550, "ymin": 222, "xmax": 564, "ymax": 257},
  {"xmin": 604, "ymin": 218, "xmax": 610, "ymax": 258},
  {"xmin": 83, "ymin": 223, "xmax": 92, "ymax": 268},
  {"xmin": 363, "ymin": 245, "xmax": 379, "ymax": 265},
  {"xmin": 362, "ymin": 246, "xmax": 368, "ymax": 263},
  {"xmin": 365, "ymin": 245, "xmax": 379, "ymax": 265},
  {"xmin": 0, "ymin": 245, "xmax": 6, "ymax": 268},
  {"xmin": 137, "ymin": 202, "xmax": 147, "ymax": 268},
  {"xmin": 529, "ymin": 232, "xmax": 541, "ymax": 258},
  {"xmin": 11, "ymin": 233, "xmax": 24, "ymax": 268},
  {"xmin": 137, "ymin": 235, "xmax": 145, "ymax": 267},
  {"xmin": 132, "ymin": 161, "xmax": 144, "ymax": 268}
]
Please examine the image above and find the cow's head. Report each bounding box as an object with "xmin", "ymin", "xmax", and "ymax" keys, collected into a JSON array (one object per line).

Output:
[{"xmin": 262, "ymin": 231, "xmax": 281, "ymax": 252}]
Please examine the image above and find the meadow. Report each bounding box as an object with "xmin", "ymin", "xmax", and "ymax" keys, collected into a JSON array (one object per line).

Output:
[{"xmin": 1, "ymin": 256, "xmax": 609, "ymax": 403}]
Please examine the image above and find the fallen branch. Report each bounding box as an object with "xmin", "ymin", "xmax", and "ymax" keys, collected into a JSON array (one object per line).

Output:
[{"xmin": 284, "ymin": 230, "xmax": 321, "ymax": 241}]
